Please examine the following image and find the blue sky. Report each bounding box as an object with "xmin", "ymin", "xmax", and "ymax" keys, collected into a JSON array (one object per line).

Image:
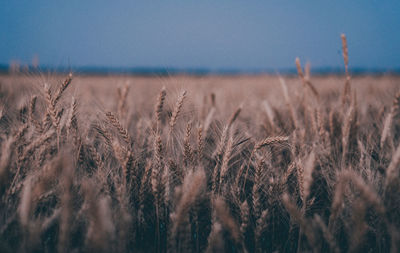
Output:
[{"xmin": 0, "ymin": 0, "xmax": 399, "ymax": 71}]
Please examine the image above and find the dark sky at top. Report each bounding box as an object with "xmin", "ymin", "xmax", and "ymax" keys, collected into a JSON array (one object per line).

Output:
[{"xmin": 1, "ymin": 0, "xmax": 399, "ymax": 71}]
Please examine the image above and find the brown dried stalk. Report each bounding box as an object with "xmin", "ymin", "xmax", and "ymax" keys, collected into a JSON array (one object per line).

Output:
[
  {"xmin": 296, "ymin": 57, "xmax": 319, "ymax": 99},
  {"xmin": 213, "ymin": 196, "xmax": 241, "ymax": 245},
  {"xmin": 183, "ymin": 121, "xmax": 194, "ymax": 166},
  {"xmin": 154, "ymin": 86, "xmax": 167, "ymax": 126},
  {"xmin": 171, "ymin": 168, "xmax": 206, "ymax": 236},
  {"xmin": 169, "ymin": 90, "xmax": 187, "ymax": 132},
  {"xmin": 53, "ymin": 73, "xmax": 72, "ymax": 107},
  {"xmin": 381, "ymin": 92, "xmax": 400, "ymax": 147},
  {"xmin": 106, "ymin": 111, "xmax": 131, "ymax": 145},
  {"xmin": 341, "ymin": 34, "xmax": 351, "ymax": 104},
  {"xmin": 254, "ymin": 136, "xmax": 289, "ymax": 150},
  {"xmin": 117, "ymin": 83, "xmax": 130, "ymax": 120},
  {"xmin": 279, "ymin": 77, "xmax": 299, "ymax": 129}
]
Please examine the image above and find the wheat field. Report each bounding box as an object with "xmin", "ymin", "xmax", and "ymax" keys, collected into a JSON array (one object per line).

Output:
[{"xmin": 0, "ymin": 40, "xmax": 400, "ymax": 252}]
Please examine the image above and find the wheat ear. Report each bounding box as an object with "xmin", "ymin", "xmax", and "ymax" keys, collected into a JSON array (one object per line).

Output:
[{"xmin": 341, "ymin": 34, "xmax": 351, "ymax": 104}]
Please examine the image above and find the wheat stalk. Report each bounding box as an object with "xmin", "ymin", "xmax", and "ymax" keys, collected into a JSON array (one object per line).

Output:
[
  {"xmin": 169, "ymin": 90, "xmax": 187, "ymax": 132},
  {"xmin": 341, "ymin": 34, "xmax": 351, "ymax": 105},
  {"xmin": 296, "ymin": 57, "xmax": 319, "ymax": 99},
  {"xmin": 254, "ymin": 135, "xmax": 289, "ymax": 150},
  {"xmin": 183, "ymin": 121, "xmax": 193, "ymax": 166},
  {"xmin": 279, "ymin": 77, "xmax": 298, "ymax": 129},
  {"xmin": 105, "ymin": 111, "xmax": 131, "ymax": 145},
  {"xmin": 385, "ymin": 143, "xmax": 400, "ymax": 188},
  {"xmin": 213, "ymin": 196, "xmax": 242, "ymax": 247},
  {"xmin": 219, "ymin": 136, "xmax": 233, "ymax": 191},
  {"xmin": 170, "ymin": 168, "xmax": 206, "ymax": 237},
  {"xmin": 381, "ymin": 93, "xmax": 400, "ymax": 148},
  {"xmin": 154, "ymin": 86, "xmax": 166, "ymax": 130}
]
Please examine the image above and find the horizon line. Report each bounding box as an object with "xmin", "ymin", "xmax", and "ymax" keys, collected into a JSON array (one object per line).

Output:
[{"xmin": 1, "ymin": 63, "xmax": 399, "ymax": 76}]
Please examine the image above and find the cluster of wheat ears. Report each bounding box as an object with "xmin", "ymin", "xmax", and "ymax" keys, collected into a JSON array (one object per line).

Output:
[{"xmin": 0, "ymin": 35, "xmax": 399, "ymax": 253}]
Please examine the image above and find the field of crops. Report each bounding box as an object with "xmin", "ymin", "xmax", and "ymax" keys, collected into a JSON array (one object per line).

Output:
[{"xmin": 0, "ymin": 52, "xmax": 400, "ymax": 252}]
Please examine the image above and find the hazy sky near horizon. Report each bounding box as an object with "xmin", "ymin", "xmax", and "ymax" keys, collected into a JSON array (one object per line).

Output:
[{"xmin": 1, "ymin": 0, "xmax": 399, "ymax": 71}]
